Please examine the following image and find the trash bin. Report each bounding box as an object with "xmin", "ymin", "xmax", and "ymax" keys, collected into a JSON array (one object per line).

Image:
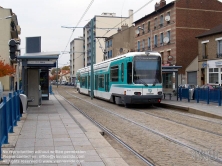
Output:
[{"xmin": 19, "ymin": 94, "xmax": 27, "ymax": 113}]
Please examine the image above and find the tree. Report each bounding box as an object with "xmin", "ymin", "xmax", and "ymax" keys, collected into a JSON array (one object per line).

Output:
[
  {"xmin": 0, "ymin": 59, "xmax": 15, "ymax": 77},
  {"xmin": 62, "ymin": 66, "xmax": 70, "ymax": 70}
]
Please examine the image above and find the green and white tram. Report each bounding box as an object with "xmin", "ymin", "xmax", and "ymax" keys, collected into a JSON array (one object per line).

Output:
[{"xmin": 76, "ymin": 51, "xmax": 163, "ymax": 106}]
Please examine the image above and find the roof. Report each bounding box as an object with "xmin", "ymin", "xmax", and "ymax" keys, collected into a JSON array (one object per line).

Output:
[
  {"xmin": 196, "ymin": 24, "xmax": 222, "ymax": 38},
  {"xmin": 134, "ymin": 1, "xmax": 175, "ymax": 24}
]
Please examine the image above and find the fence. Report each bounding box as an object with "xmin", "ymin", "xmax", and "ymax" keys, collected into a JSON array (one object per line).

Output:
[
  {"xmin": 178, "ymin": 87, "xmax": 222, "ymax": 106},
  {"xmin": 0, "ymin": 91, "xmax": 22, "ymax": 160}
]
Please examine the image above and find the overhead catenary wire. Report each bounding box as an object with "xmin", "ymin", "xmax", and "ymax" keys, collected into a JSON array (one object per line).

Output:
[{"xmin": 61, "ymin": 0, "xmax": 94, "ymax": 59}]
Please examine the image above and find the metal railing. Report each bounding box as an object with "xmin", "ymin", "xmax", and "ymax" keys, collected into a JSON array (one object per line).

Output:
[
  {"xmin": 178, "ymin": 87, "xmax": 222, "ymax": 106},
  {"xmin": 0, "ymin": 91, "xmax": 22, "ymax": 160}
]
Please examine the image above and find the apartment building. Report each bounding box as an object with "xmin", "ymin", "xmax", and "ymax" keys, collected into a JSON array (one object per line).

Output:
[
  {"xmin": 196, "ymin": 24, "xmax": 222, "ymax": 86},
  {"xmin": 83, "ymin": 10, "xmax": 133, "ymax": 67},
  {"xmin": 105, "ymin": 24, "xmax": 135, "ymax": 60},
  {"xmin": 0, "ymin": 7, "xmax": 21, "ymax": 90},
  {"xmin": 70, "ymin": 37, "xmax": 84, "ymax": 83},
  {"xmin": 134, "ymin": 0, "xmax": 222, "ymax": 86}
]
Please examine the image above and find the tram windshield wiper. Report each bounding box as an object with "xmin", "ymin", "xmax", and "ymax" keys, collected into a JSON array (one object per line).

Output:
[
  {"xmin": 153, "ymin": 80, "xmax": 156, "ymax": 86},
  {"xmin": 139, "ymin": 79, "xmax": 148, "ymax": 86}
]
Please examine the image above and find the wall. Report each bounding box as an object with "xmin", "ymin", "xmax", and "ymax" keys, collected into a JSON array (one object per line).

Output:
[{"xmin": 0, "ymin": 8, "xmax": 12, "ymax": 90}]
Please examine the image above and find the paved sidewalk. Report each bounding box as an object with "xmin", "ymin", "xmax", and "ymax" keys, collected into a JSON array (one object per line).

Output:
[
  {"xmin": 160, "ymin": 96, "xmax": 222, "ymax": 120},
  {"xmin": 0, "ymin": 95, "xmax": 128, "ymax": 166}
]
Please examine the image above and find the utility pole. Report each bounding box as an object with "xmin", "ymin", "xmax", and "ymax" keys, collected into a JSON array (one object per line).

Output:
[{"xmin": 90, "ymin": 19, "xmax": 94, "ymax": 100}]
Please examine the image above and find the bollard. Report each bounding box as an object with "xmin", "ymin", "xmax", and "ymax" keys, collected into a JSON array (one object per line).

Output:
[{"xmin": 196, "ymin": 88, "xmax": 199, "ymax": 103}]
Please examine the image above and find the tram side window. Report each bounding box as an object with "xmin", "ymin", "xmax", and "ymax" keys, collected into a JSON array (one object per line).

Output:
[
  {"xmin": 127, "ymin": 62, "xmax": 132, "ymax": 84},
  {"xmin": 99, "ymin": 75, "xmax": 104, "ymax": 88},
  {"xmin": 95, "ymin": 75, "xmax": 98, "ymax": 90},
  {"xmin": 80, "ymin": 77, "xmax": 85, "ymax": 87},
  {"xmin": 121, "ymin": 63, "xmax": 124, "ymax": 82},
  {"xmin": 88, "ymin": 76, "xmax": 90, "ymax": 88},
  {"xmin": 110, "ymin": 66, "xmax": 119, "ymax": 82}
]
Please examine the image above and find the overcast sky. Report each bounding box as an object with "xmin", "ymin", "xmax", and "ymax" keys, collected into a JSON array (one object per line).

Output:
[{"xmin": 1, "ymin": 0, "xmax": 221, "ymax": 66}]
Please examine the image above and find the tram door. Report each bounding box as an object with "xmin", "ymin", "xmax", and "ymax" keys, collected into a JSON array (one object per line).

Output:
[{"xmin": 105, "ymin": 74, "xmax": 109, "ymax": 92}]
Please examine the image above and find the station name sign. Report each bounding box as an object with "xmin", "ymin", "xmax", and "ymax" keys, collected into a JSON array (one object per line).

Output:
[{"xmin": 27, "ymin": 61, "xmax": 54, "ymax": 65}]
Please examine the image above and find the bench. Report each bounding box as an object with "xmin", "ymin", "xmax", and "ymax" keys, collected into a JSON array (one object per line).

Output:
[{"xmin": 163, "ymin": 93, "xmax": 172, "ymax": 100}]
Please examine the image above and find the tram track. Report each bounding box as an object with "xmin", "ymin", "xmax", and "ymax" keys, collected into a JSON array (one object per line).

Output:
[
  {"xmin": 54, "ymin": 86, "xmax": 222, "ymax": 165},
  {"xmin": 54, "ymin": 91, "xmax": 154, "ymax": 166},
  {"xmin": 133, "ymin": 107, "xmax": 222, "ymax": 137},
  {"xmin": 64, "ymin": 90, "xmax": 222, "ymax": 164}
]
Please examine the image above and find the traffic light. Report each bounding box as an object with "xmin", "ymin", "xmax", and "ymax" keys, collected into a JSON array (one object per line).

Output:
[{"xmin": 8, "ymin": 39, "xmax": 18, "ymax": 60}]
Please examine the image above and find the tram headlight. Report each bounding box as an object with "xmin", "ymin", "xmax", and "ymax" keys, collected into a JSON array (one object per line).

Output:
[{"xmin": 158, "ymin": 91, "xmax": 162, "ymax": 95}]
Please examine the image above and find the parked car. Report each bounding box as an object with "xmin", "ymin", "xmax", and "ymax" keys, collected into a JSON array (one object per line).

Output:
[
  {"xmin": 179, "ymin": 84, "xmax": 198, "ymax": 100},
  {"xmin": 200, "ymin": 84, "xmax": 221, "ymax": 90}
]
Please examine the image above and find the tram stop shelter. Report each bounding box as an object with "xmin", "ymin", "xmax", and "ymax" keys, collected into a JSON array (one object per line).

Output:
[
  {"xmin": 17, "ymin": 52, "xmax": 59, "ymax": 106},
  {"xmin": 162, "ymin": 66, "xmax": 182, "ymax": 101}
]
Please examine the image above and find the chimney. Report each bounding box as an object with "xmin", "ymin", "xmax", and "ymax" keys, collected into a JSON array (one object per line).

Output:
[
  {"xmin": 155, "ymin": 0, "xmax": 166, "ymax": 11},
  {"xmin": 121, "ymin": 24, "xmax": 128, "ymax": 31},
  {"xmin": 160, "ymin": 0, "xmax": 166, "ymax": 8},
  {"xmin": 117, "ymin": 28, "xmax": 121, "ymax": 33},
  {"xmin": 128, "ymin": 9, "xmax": 133, "ymax": 26}
]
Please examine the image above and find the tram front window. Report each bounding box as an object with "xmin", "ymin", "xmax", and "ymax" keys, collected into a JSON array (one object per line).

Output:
[{"xmin": 133, "ymin": 58, "xmax": 161, "ymax": 85}]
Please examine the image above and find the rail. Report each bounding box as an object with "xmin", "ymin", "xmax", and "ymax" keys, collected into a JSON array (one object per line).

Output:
[{"xmin": 0, "ymin": 91, "xmax": 22, "ymax": 160}]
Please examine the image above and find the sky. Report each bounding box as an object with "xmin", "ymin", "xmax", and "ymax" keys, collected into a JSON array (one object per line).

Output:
[{"xmin": 1, "ymin": 0, "xmax": 221, "ymax": 66}]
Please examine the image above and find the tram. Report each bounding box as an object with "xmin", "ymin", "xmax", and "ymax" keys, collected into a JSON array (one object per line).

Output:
[{"xmin": 76, "ymin": 51, "xmax": 163, "ymax": 107}]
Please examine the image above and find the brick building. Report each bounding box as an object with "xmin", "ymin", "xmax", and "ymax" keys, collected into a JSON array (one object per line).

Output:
[
  {"xmin": 196, "ymin": 24, "xmax": 222, "ymax": 86},
  {"xmin": 134, "ymin": 0, "xmax": 222, "ymax": 86}
]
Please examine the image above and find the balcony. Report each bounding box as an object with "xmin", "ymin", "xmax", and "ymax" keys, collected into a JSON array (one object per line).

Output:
[
  {"xmin": 216, "ymin": 53, "xmax": 222, "ymax": 58},
  {"xmin": 202, "ymin": 55, "xmax": 208, "ymax": 59}
]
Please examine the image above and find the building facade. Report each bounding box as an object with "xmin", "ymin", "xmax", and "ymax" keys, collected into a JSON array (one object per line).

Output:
[
  {"xmin": 105, "ymin": 25, "xmax": 135, "ymax": 60},
  {"xmin": 0, "ymin": 7, "xmax": 21, "ymax": 90},
  {"xmin": 196, "ymin": 24, "xmax": 222, "ymax": 86},
  {"xmin": 70, "ymin": 37, "xmax": 84, "ymax": 84},
  {"xmin": 83, "ymin": 10, "xmax": 133, "ymax": 67},
  {"xmin": 134, "ymin": 0, "xmax": 222, "ymax": 86}
]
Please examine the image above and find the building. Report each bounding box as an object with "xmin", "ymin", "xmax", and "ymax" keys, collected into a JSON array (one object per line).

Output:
[
  {"xmin": 83, "ymin": 10, "xmax": 133, "ymax": 67},
  {"xmin": 70, "ymin": 37, "xmax": 84, "ymax": 83},
  {"xmin": 105, "ymin": 24, "xmax": 135, "ymax": 60},
  {"xmin": 196, "ymin": 24, "xmax": 222, "ymax": 86},
  {"xmin": 134, "ymin": 0, "xmax": 222, "ymax": 87},
  {"xmin": 0, "ymin": 7, "xmax": 21, "ymax": 90}
]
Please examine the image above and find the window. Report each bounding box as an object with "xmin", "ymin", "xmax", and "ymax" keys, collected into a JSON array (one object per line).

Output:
[
  {"xmin": 202, "ymin": 43, "xmax": 208, "ymax": 59},
  {"xmin": 110, "ymin": 66, "xmax": 119, "ymax": 82},
  {"xmin": 88, "ymin": 76, "xmax": 90, "ymax": 88},
  {"xmin": 154, "ymin": 18, "xmax": 157, "ymax": 29},
  {"xmin": 109, "ymin": 40, "xmax": 112, "ymax": 47},
  {"xmin": 148, "ymin": 37, "xmax": 151, "ymax": 49},
  {"xmin": 142, "ymin": 39, "xmax": 145, "ymax": 51},
  {"xmin": 137, "ymin": 41, "xmax": 140, "ymax": 51},
  {"xmin": 95, "ymin": 75, "xmax": 98, "ymax": 90},
  {"xmin": 121, "ymin": 63, "xmax": 124, "ymax": 82},
  {"xmin": 167, "ymin": 31, "xmax": 171, "ymax": 43},
  {"xmin": 108, "ymin": 50, "xmax": 113, "ymax": 58},
  {"xmin": 217, "ymin": 40, "xmax": 222, "ymax": 58},
  {"xmin": 98, "ymin": 75, "xmax": 104, "ymax": 88},
  {"xmin": 148, "ymin": 21, "xmax": 150, "ymax": 32},
  {"xmin": 142, "ymin": 24, "xmax": 145, "ymax": 33},
  {"xmin": 209, "ymin": 68, "xmax": 218, "ymax": 84},
  {"xmin": 160, "ymin": 33, "xmax": 164, "ymax": 45},
  {"xmin": 127, "ymin": 62, "xmax": 132, "ymax": 84},
  {"xmin": 167, "ymin": 11, "xmax": 170, "ymax": 16},
  {"xmin": 160, "ymin": 15, "xmax": 163, "ymax": 27},
  {"xmin": 154, "ymin": 35, "xmax": 158, "ymax": 47}
]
